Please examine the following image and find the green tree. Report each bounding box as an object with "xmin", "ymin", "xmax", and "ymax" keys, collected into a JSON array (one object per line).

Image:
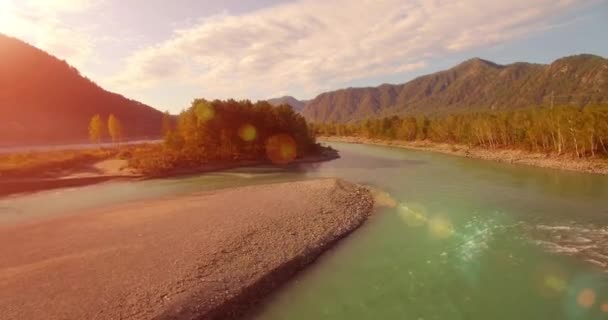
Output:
[
  {"xmin": 88, "ymin": 114, "xmax": 103, "ymax": 144},
  {"xmin": 107, "ymin": 114, "xmax": 123, "ymax": 144}
]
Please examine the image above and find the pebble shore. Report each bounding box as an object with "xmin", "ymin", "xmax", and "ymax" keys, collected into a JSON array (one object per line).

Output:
[{"xmin": 0, "ymin": 178, "xmax": 373, "ymax": 320}]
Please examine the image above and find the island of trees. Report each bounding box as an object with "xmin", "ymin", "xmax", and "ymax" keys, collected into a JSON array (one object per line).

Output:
[
  {"xmin": 312, "ymin": 106, "xmax": 608, "ymax": 158},
  {"xmin": 129, "ymin": 99, "xmax": 320, "ymax": 174}
]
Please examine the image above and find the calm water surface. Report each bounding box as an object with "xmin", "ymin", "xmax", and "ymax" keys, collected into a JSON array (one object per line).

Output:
[{"xmin": 2, "ymin": 142, "xmax": 608, "ymax": 319}]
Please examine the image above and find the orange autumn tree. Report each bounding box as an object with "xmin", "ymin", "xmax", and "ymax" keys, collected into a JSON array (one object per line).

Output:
[
  {"xmin": 167, "ymin": 99, "xmax": 316, "ymax": 162},
  {"xmin": 88, "ymin": 114, "xmax": 104, "ymax": 144},
  {"xmin": 107, "ymin": 114, "xmax": 123, "ymax": 144}
]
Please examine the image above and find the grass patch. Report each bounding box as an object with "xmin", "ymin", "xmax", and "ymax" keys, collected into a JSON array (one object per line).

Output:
[{"xmin": 0, "ymin": 148, "xmax": 117, "ymax": 178}]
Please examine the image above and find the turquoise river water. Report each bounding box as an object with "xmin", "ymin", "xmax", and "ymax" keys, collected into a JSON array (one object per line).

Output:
[{"xmin": 2, "ymin": 142, "xmax": 608, "ymax": 320}]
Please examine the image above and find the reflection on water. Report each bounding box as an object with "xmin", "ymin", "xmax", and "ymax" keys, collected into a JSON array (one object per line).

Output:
[
  {"xmin": 2, "ymin": 142, "xmax": 608, "ymax": 319},
  {"xmin": 317, "ymin": 151, "xmax": 427, "ymax": 169}
]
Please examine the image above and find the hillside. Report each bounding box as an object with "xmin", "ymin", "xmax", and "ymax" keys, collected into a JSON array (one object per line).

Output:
[
  {"xmin": 267, "ymin": 96, "xmax": 307, "ymax": 112},
  {"xmin": 302, "ymin": 55, "xmax": 608, "ymax": 123},
  {"xmin": 0, "ymin": 34, "xmax": 163, "ymax": 146}
]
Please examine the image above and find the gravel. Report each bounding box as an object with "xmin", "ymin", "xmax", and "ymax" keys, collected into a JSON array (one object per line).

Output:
[{"xmin": 0, "ymin": 178, "xmax": 374, "ymax": 320}]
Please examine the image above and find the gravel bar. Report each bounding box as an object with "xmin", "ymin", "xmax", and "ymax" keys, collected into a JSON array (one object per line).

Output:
[{"xmin": 0, "ymin": 178, "xmax": 374, "ymax": 320}]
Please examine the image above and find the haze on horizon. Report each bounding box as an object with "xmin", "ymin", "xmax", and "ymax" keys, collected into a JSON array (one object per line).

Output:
[{"xmin": 1, "ymin": 0, "xmax": 607, "ymax": 112}]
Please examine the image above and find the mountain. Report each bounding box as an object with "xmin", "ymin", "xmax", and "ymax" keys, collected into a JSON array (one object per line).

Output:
[
  {"xmin": 0, "ymin": 33, "xmax": 163, "ymax": 146},
  {"xmin": 267, "ymin": 96, "xmax": 307, "ymax": 112},
  {"xmin": 302, "ymin": 55, "xmax": 608, "ymax": 123}
]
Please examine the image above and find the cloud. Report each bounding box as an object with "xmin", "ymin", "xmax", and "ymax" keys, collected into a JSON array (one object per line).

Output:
[
  {"xmin": 23, "ymin": 0, "xmax": 99, "ymax": 12},
  {"xmin": 0, "ymin": 0, "xmax": 100, "ymax": 69},
  {"xmin": 112, "ymin": 0, "xmax": 595, "ymax": 101}
]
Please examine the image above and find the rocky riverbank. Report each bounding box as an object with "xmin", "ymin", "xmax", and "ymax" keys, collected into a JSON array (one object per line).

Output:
[
  {"xmin": 320, "ymin": 136, "xmax": 608, "ymax": 175},
  {"xmin": 0, "ymin": 178, "xmax": 374, "ymax": 320}
]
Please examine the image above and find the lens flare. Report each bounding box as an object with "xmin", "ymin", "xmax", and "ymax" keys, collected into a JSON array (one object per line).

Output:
[
  {"xmin": 265, "ymin": 134, "xmax": 297, "ymax": 164},
  {"xmin": 428, "ymin": 216, "xmax": 454, "ymax": 239},
  {"xmin": 563, "ymin": 275, "xmax": 604, "ymax": 319},
  {"xmin": 577, "ymin": 288, "xmax": 596, "ymax": 309},
  {"xmin": 194, "ymin": 103, "xmax": 215, "ymax": 122},
  {"xmin": 544, "ymin": 274, "xmax": 567, "ymax": 293},
  {"xmin": 369, "ymin": 187, "xmax": 397, "ymax": 208},
  {"xmin": 535, "ymin": 263, "xmax": 568, "ymax": 297},
  {"xmin": 397, "ymin": 204, "xmax": 427, "ymax": 227},
  {"xmin": 238, "ymin": 124, "xmax": 257, "ymax": 142},
  {"xmin": 601, "ymin": 303, "xmax": 608, "ymax": 313}
]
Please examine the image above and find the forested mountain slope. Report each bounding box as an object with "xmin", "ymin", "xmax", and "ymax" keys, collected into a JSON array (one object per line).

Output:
[
  {"xmin": 267, "ymin": 96, "xmax": 308, "ymax": 112},
  {"xmin": 302, "ymin": 55, "xmax": 608, "ymax": 123},
  {"xmin": 0, "ymin": 34, "xmax": 163, "ymax": 145}
]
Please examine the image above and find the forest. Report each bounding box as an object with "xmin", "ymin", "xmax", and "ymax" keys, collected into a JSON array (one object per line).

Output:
[
  {"xmin": 130, "ymin": 99, "xmax": 318, "ymax": 173},
  {"xmin": 312, "ymin": 106, "xmax": 608, "ymax": 158}
]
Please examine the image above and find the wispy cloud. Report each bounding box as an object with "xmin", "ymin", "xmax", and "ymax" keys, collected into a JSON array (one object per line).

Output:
[
  {"xmin": 0, "ymin": 0, "xmax": 598, "ymax": 105},
  {"xmin": 112, "ymin": 0, "xmax": 594, "ymax": 100}
]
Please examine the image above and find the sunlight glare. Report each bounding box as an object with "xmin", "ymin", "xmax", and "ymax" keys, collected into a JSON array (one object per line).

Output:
[
  {"xmin": 238, "ymin": 124, "xmax": 257, "ymax": 142},
  {"xmin": 544, "ymin": 274, "xmax": 567, "ymax": 293},
  {"xmin": 428, "ymin": 215, "xmax": 454, "ymax": 239},
  {"xmin": 265, "ymin": 134, "xmax": 297, "ymax": 165},
  {"xmin": 397, "ymin": 203, "xmax": 427, "ymax": 227},
  {"xmin": 194, "ymin": 102, "xmax": 215, "ymax": 122},
  {"xmin": 0, "ymin": 0, "xmax": 31, "ymax": 39},
  {"xmin": 535, "ymin": 263, "xmax": 568, "ymax": 297},
  {"xmin": 577, "ymin": 288, "xmax": 596, "ymax": 309},
  {"xmin": 369, "ymin": 188, "xmax": 397, "ymax": 208},
  {"xmin": 0, "ymin": 0, "xmax": 15, "ymax": 32}
]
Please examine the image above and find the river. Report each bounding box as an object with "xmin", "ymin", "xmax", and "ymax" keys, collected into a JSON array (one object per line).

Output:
[{"xmin": 2, "ymin": 142, "xmax": 608, "ymax": 319}]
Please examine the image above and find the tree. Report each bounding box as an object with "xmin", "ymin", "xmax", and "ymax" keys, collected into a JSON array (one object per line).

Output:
[
  {"xmin": 107, "ymin": 114, "xmax": 123, "ymax": 144},
  {"xmin": 163, "ymin": 99, "xmax": 317, "ymax": 163},
  {"xmin": 88, "ymin": 114, "xmax": 103, "ymax": 144},
  {"xmin": 162, "ymin": 111, "xmax": 173, "ymax": 137},
  {"xmin": 309, "ymin": 105, "xmax": 608, "ymax": 158}
]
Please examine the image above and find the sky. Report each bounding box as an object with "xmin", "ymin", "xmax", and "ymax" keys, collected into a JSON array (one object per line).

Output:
[{"xmin": 1, "ymin": 0, "xmax": 607, "ymax": 112}]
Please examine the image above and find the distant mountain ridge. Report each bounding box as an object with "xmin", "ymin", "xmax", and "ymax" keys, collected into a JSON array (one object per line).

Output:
[
  {"xmin": 267, "ymin": 96, "xmax": 308, "ymax": 112},
  {"xmin": 0, "ymin": 33, "xmax": 163, "ymax": 146},
  {"xmin": 301, "ymin": 54, "xmax": 608, "ymax": 123}
]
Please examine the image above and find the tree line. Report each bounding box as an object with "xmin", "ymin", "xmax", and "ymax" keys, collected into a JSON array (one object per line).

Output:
[
  {"xmin": 88, "ymin": 113, "xmax": 123, "ymax": 144},
  {"xmin": 312, "ymin": 106, "xmax": 608, "ymax": 158},
  {"xmin": 130, "ymin": 99, "xmax": 317, "ymax": 173}
]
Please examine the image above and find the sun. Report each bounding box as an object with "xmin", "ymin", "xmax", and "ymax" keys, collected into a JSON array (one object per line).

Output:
[
  {"xmin": 0, "ymin": 0, "xmax": 12, "ymax": 15},
  {"xmin": 0, "ymin": 0, "xmax": 23, "ymax": 36}
]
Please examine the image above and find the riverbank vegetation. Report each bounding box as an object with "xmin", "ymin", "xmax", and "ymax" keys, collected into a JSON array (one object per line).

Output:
[
  {"xmin": 1, "ymin": 100, "xmax": 324, "ymax": 181},
  {"xmin": 313, "ymin": 106, "xmax": 608, "ymax": 158},
  {"xmin": 129, "ymin": 99, "xmax": 320, "ymax": 174},
  {"xmin": 0, "ymin": 148, "xmax": 118, "ymax": 179}
]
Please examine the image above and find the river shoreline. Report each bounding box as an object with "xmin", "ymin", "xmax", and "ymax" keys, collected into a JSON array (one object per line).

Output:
[
  {"xmin": 0, "ymin": 150, "xmax": 339, "ymax": 197},
  {"xmin": 320, "ymin": 136, "xmax": 608, "ymax": 175},
  {"xmin": 0, "ymin": 178, "xmax": 374, "ymax": 320}
]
